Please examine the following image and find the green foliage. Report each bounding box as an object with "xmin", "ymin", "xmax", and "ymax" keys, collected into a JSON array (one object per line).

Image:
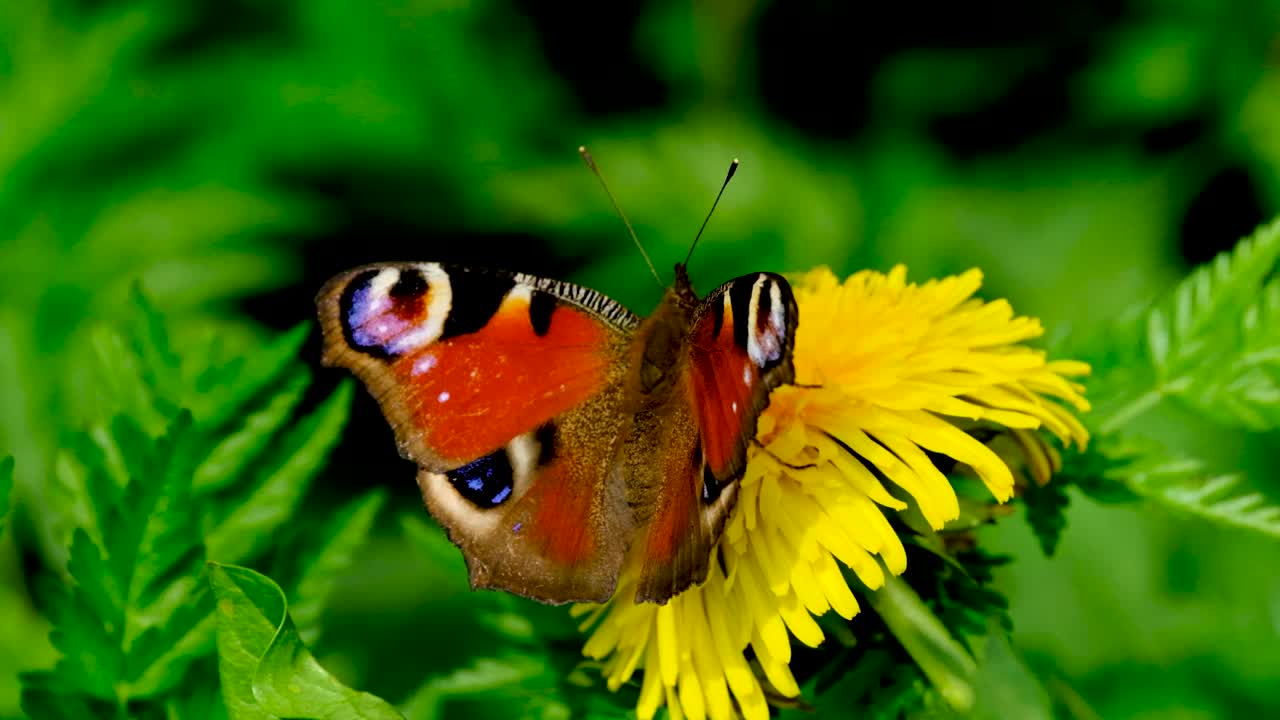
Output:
[
  {"xmin": 1090, "ymin": 218, "xmax": 1280, "ymax": 433},
  {"xmin": 16, "ymin": 295, "xmax": 379, "ymax": 719},
  {"xmin": 6, "ymin": 1, "xmax": 1280, "ymax": 719},
  {"xmin": 209, "ymin": 563, "xmax": 402, "ymax": 720},
  {"xmin": 280, "ymin": 490, "xmax": 388, "ymax": 646},
  {"xmin": 1059, "ymin": 218, "xmax": 1280, "ymax": 545},
  {"xmin": 1062, "ymin": 437, "xmax": 1280, "ymax": 540},
  {"xmin": 25, "ymin": 413, "xmax": 207, "ymax": 707},
  {"xmin": 1021, "ymin": 481, "xmax": 1071, "ymax": 556}
]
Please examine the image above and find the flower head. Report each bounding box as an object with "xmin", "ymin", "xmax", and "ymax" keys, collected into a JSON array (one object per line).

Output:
[{"xmin": 573, "ymin": 265, "xmax": 1091, "ymax": 720}]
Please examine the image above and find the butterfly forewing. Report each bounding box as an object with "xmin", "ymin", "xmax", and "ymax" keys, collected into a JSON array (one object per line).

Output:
[{"xmin": 317, "ymin": 262, "xmax": 640, "ymax": 603}]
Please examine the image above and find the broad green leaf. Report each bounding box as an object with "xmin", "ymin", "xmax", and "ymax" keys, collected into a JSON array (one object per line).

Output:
[
  {"xmin": 288, "ymin": 490, "xmax": 387, "ymax": 646},
  {"xmin": 870, "ymin": 574, "xmax": 977, "ymax": 712},
  {"xmin": 208, "ymin": 563, "xmax": 402, "ymax": 720},
  {"xmin": 207, "ymin": 381, "xmax": 353, "ymax": 563},
  {"xmin": 0, "ymin": 455, "xmax": 12, "ymax": 531}
]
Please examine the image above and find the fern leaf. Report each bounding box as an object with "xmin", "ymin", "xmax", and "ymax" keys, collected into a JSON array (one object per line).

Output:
[
  {"xmin": 286, "ymin": 490, "xmax": 387, "ymax": 646},
  {"xmin": 1126, "ymin": 460, "xmax": 1280, "ymax": 538},
  {"xmin": 1149, "ymin": 218, "xmax": 1280, "ymax": 378},
  {"xmin": 1071, "ymin": 437, "xmax": 1280, "ymax": 539},
  {"xmin": 193, "ymin": 323, "xmax": 310, "ymax": 429},
  {"xmin": 192, "ymin": 370, "xmax": 310, "ymax": 494},
  {"xmin": 206, "ymin": 381, "xmax": 353, "ymax": 563},
  {"xmin": 1111, "ymin": 217, "xmax": 1280, "ymax": 432},
  {"xmin": 38, "ymin": 412, "xmax": 208, "ymax": 704},
  {"xmin": 1181, "ymin": 280, "xmax": 1280, "ymax": 430}
]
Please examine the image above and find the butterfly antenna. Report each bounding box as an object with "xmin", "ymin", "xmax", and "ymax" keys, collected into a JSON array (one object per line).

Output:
[
  {"xmin": 685, "ymin": 158, "xmax": 739, "ymax": 267},
  {"xmin": 579, "ymin": 146, "xmax": 665, "ymax": 288}
]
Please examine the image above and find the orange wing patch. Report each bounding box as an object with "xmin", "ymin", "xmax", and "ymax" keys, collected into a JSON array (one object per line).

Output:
[{"xmin": 392, "ymin": 291, "xmax": 611, "ymax": 463}]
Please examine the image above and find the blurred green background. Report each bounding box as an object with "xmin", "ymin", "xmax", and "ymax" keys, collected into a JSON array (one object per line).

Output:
[{"xmin": 2, "ymin": 0, "xmax": 1279, "ymax": 717}]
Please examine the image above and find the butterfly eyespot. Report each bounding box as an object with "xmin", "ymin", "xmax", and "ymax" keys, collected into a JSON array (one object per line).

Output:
[
  {"xmin": 337, "ymin": 264, "xmax": 453, "ymax": 359},
  {"xmin": 390, "ymin": 267, "xmax": 429, "ymax": 301},
  {"xmin": 446, "ymin": 450, "xmax": 516, "ymax": 508}
]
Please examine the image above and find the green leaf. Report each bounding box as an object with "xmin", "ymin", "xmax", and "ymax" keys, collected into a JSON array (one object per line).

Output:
[
  {"xmin": 207, "ymin": 380, "xmax": 353, "ymax": 563},
  {"xmin": 1021, "ymin": 480, "xmax": 1071, "ymax": 556},
  {"xmin": 1125, "ymin": 457, "xmax": 1280, "ymax": 539},
  {"xmin": 1069, "ymin": 436, "xmax": 1280, "ymax": 539},
  {"xmin": 193, "ymin": 324, "xmax": 311, "ymax": 429},
  {"xmin": 208, "ymin": 563, "xmax": 403, "ymax": 720},
  {"xmin": 1181, "ymin": 280, "xmax": 1280, "ymax": 430},
  {"xmin": 287, "ymin": 490, "xmax": 387, "ymax": 646},
  {"xmin": 1093, "ymin": 217, "xmax": 1280, "ymax": 432},
  {"xmin": 0, "ymin": 455, "xmax": 12, "ymax": 531},
  {"xmin": 193, "ymin": 370, "xmax": 310, "ymax": 494},
  {"xmin": 29, "ymin": 410, "xmax": 212, "ymax": 708}
]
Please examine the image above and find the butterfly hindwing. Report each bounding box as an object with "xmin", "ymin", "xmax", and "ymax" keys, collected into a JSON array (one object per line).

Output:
[
  {"xmin": 632, "ymin": 272, "xmax": 798, "ymax": 603},
  {"xmin": 317, "ymin": 262, "xmax": 640, "ymax": 603}
]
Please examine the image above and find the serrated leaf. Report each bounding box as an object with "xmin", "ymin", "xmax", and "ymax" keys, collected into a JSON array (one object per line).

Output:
[
  {"xmin": 128, "ymin": 288, "xmax": 184, "ymax": 420},
  {"xmin": 206, "ymin": 381, "xmax": 353, "ymax": 563},
  {"xmin": 194, "ymin": 323, "xmax": 310, "ymax": 428},
  {"xmin": 0, "ymin": 455, "xmax": 13, "ymax": 531},
  {"xmin": 1127, "ymin": 462, "xmax": 1280, "ymax": 539},
  {"xmin": 1021, "ymin": 480, "xmax": 1070, "ymax": 556},
  {"xmin": 193, "ymin": 370, "xmax": 311, "ymax": 494},
  {"xmin": 127, "ymin": 590, "xmax": 217, "ymax": 697},
  {"xmin": 208, "ymin": 563, "xmax": 403, "ymax": 720},
  {"xmin": 1182, "ymin": 280, "xmax": 1280, "ymax": 430},
  {"xmin": 1097, "ymin": 217, "xmax": 1280, "ymax": 432},
  {"xmin": 288, "ymin": 490, "xmax": 387, "ymax": 646},
  {"xmin": 36, "ymin": 411, "xmax": 211, "ymax": 705},
  {"xmin": 49, "ymin": 532, "xmax": 123, "ymax": 699}
]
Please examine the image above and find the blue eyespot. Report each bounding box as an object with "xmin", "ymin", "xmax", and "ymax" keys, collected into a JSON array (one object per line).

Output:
[{"xmin": 446, "ymin": 451, "xmax": 515, "ymax": 509}]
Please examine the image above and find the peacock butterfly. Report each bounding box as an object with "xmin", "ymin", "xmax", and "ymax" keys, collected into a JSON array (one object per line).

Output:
[{"xmin": 315, "ymin": 153, "xmax": 798, "ymax": 605}]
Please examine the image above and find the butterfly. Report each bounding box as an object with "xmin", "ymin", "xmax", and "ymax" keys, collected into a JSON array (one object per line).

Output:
[{"xmin": 315, "ymin": 156, "xmax": 798, "ymax": 605}]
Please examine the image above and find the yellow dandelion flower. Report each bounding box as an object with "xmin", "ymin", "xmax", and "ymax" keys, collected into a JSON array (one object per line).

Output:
[{"xmin": 572, "ymin": 265, "xmax": 1091, "ymax": 720}]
